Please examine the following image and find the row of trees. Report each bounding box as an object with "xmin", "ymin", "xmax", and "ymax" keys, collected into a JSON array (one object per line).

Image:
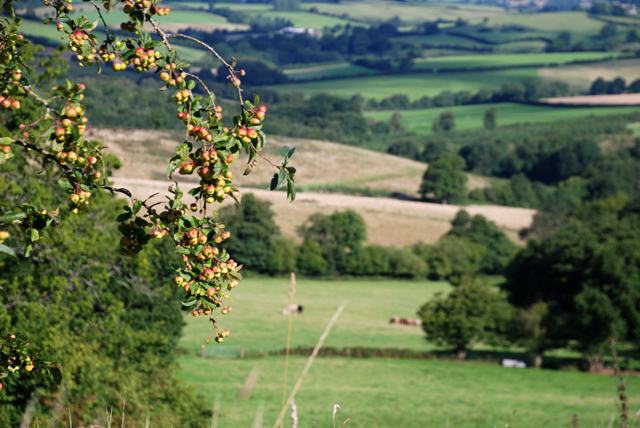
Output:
[
  {"xmin": 419, "ymin": 193, "xmax": 640, "ymax": 371},
  {"xmin": 220, "ymin": 195, "xmax": 515, "ymax": 282}
]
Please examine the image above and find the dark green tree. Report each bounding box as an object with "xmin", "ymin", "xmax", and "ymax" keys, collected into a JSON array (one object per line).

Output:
[
  {"xmin": 483, "ymin": 107, "xmax": 498, "ymax": 130},
  {"xmin": 510, "ymin": 302, "xmax": 560, "ymax": 368},
  {"xmin": 446, "ymin": 210, "xmax": 515, "ymax": 274},
  {"xmin": 418, "ymin": 278, "xmax": 514, "ymax": 360},
  {"xmin": 295, "ymin": 239, "xmax": 328, "ymax": 276},
  {"xmin": 298, "ymin": 210, "xmax": 367, "ymax": 274},
  {"xmin": 219, "ymin": 194, "xmax": 281, "ymax": 274},
  {"xmin": 504, "ymin": 195, "xmax": 640, "ymax": 371},
  {"xmin": 419, "ymin": 153, "xmax": 468, "ymax": 204},
  {"xmin": 432, "ymin": 111, "xmax": 455, "ymax": 132},
  {"xmin": 388, "ymin": 111, "xmax": 405, "ymax": 133}
]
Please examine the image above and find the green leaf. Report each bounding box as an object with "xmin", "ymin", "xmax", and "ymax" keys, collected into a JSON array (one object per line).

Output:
[
  {"xmin": 269, "ymin": 173, "xmax": 278, "ymax": 191},
  {"xmin": 58, "ymin": 178, "xmax": 73, "ymax": 188},
  {"xmin": 281, "ymin": 145, "xmax": 291, "ymax": 160},
  {"xmin": 0, "ymin": 137, "xmax": 12, "ymax": 146},
  {"xmin": 1, "ymin": 211, "xmax": 26, "ymax": 222},
  {"xmin": 287, "ymin": 178, "xmax": 296, "ymax": 202},
  {"xmin": 30, "ymin": 228, "xmax": 39, "ymax": 242},
  {"xmin": 116, "ymin": 213, "xmax": 131, "ymax": 222},
  {"xmin": 133, "ymin": 201, "xmax": 142, "ymax": 214},
  {"xmin": 277, "ymin": 168, "xmax": 288, "ymax": 189},
  {"xmin": 187, "ymin": 80, "xmax": 195, "ymax": 90},
  {"xmin": 174, "ymin": 182, "xmax": 183, "ymax": 200},
  {"xmin": 181, "ymin": 299, "xmax": 197, "ymax": 307},
  {"xmin": 288, "ymin": 147, "xmax": 296, "ymax": 158},
  {"xmin": 175, "ymin": 246, "xmax": 190, "ymax": 255},
  {"xmin": 0, "ymin": 244, "xmax": 18, "ymax": 261}
]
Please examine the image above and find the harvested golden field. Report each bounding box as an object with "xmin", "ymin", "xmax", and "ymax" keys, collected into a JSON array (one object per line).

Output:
[
  {"xmin": 539, "ymin": 93, "xmax": 640, "ymax": 106},
  {"xmin": 538, "ymin": 58, "xmax": 640, "ymax": 92},
  {"xmin": 87, "ymin": 128, "xmax": 534, "ymax": 246}
]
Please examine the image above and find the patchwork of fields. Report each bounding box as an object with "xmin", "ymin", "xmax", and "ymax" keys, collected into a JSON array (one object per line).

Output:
[{"xmin": 268, "ymin": 68, "xmax": 538, "ymax": 99}]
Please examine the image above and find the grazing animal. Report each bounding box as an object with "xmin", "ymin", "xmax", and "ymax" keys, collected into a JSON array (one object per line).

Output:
[
  {"xmin": 389, "ymin": 316, "xmax": 422, "ymax": 327},
  {"xmin": 283, "ymin": 304, "xmax": 304, "ymax": 315}
]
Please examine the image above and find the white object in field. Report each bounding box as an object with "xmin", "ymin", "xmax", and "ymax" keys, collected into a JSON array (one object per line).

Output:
[{"xmin": 501, "ymin": 359, "xmax": 526, "ymax": 368}]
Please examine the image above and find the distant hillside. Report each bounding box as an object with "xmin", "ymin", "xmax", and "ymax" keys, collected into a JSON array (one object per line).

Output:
[{"xmin": 86, "ymin": 128, "xmax": 534, "ymax": 246}]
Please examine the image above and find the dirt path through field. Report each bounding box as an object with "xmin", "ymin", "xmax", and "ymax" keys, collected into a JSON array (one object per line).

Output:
[
  {"xmin": 539, "ymin": 93, "xmax": 640, "ymax": 106},
  {"xmin": 112, "ymin": 177, "xmax": 535, "ymax": 246}
]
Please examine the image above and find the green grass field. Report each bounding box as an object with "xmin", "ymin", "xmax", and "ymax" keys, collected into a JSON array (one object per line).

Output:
[
  {"xmin": 301, "ymin": 1, "xmax": 515, "ymax": 24},
  {"xmin": 178, "ymin": 355, "xmax": 640, "ymax": 428},
  {"xmin": 366, "ymin": 103, "xmax": 640, "ymax": 134},
  {"xmin": 179, "ymin": 278, "xmax": 450, "ymax": 355},
  {"xmin": 282, "ymin": 52, "xmax": 614, "ymax": 82},
  {"xmin": 177, "ymin": 278, "xmax": 640, "ymax": 428},
  {"xmin": 481, "ymin": 11, "xmax": 605, "ymax": 40},
  {"xmin": 412, "ymin": 52, "xmax": 621, "ymax": 72},
  {"xmin": 284, "ymin": 63, "xmax": 381, "ymax": 80},
  {"xmin": 210, "ymin": 2, "xmax": 363, "ymax": 28},
  {"xmin": 267, "ymin": 68, "xmax": 538, "ymax": 100}
]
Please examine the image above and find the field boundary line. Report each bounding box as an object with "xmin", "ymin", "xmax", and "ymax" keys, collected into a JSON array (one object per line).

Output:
[{"xmin": 272, "ymin": 300, "xmax": 348, "ymax": 428}]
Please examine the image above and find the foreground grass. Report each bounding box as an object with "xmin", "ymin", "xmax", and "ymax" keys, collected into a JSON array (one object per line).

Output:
[
  {"xmin": 179, "ymin": 278, "xmax": 451, "ymax": 354},
  {"xmin": 366, "ymin": 103, "xmax": 640, "ymax": 135},
  {"xmin": 178, "ymin": 354, "xmax": 639, "ymax": 428}
]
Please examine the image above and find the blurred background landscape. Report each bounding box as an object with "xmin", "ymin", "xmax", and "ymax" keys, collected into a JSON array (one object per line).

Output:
[{"xmin": 5, "ymin": 0, "xmax": 640, "ymax": 426}]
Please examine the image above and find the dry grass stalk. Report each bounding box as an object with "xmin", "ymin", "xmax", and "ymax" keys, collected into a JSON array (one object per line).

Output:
[
  {"xmin": 238, "ymin": 367, "xmax": 260, "ymax": 400},
  {"xmin": 280, "ymin": 273, "xmax": 297, "ymax": 428},
  {"xmin": 105, "ymin": 406, "xmax": 113, "ymax": 428},
  {"xmin": 121, "ymin": 395, "xmax": 126, "ymax": 428},
  {"xmin": 19, "ymin": 392, "xmax": 39, "ymax": 428},
  {"xmin": 272, "ymin": 301, "xmax": 348, "ymax": 428},
  {"xmin": 332, "ymin": 405, "xmax": 340, "ymax": 428},
  {"xmin": 252, "ymin": 402, "xmax": 265, "ymax": 428},
  {"xmin": 341, "ymin": 419, "xmax": 350, "ymax": 426},
  {"xmin": 211, "ymin": 393, "xmax": 221, "ymax": 428},
  {"xmin": 290, "ymin": 399, "xmax": 298, "ymax": 428},
  {"xmin": 46, "ymin": 386, "xmax": 68, "ymax": 428}
]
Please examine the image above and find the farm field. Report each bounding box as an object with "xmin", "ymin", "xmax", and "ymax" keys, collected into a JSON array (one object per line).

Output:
[
  {"xmin": 179, "ymin": 278, "xmax": 450, "ymax": 354},
  {"xmin": 176, "ymin": 277, "xmax": 640, "ymax": 428},
  {"xmin": 539, "ymin": 58, "xmax": 640, "ymax": 92},
  {"xmin": 366, "ymin": 103, "xmax": 640, "ymax": 135},
  {"xmin": 283, "ymin": 52, "xmax": 620, "ymax": 81},
  {"xmin": 266, "ymin": 68, "xmax": 538, "ymax": 100},
  {"xmin": 86, "ymin": 128, "xmax": 534, "ymax": 246},
  {"xmin": 204, "ymin": 2, "xmax": 364, "ymax": 28},
  {"xmin": 412, "ymin": 52, "xmax": 622, "ymax": 72},
  {"xmin": 480, "ymin": 11, "xmax": 605, "ymax": 39},
  {"xmin": 178, "ymin": 354, "xmax": 640, "ymax": 428},
  {"xmin": 284, "ymin": 63, "xmax": 380, "ymax": 81},
  {"xmin": 300, "ymin": 1, "xmax": 515, "ymax": 24}
]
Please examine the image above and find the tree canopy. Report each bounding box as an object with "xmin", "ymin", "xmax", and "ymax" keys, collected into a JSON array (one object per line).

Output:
[{"xmin": 419, "ymin": 153, "xmax": 468, "ymax": 203}]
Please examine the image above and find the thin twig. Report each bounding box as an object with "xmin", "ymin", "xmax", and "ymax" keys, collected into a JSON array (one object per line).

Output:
[{"xmin": 272, "ymin": 301, "xmax": 348, "ymax": 428}]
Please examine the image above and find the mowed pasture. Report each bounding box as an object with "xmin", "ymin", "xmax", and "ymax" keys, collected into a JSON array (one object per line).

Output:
[
  {"xmin": 480, "ymin": 11, "xmax": 606, "ymax": 40},
  {"xmin": 86, "ymin": 128, "xmax": 534, "ymax": 246},
  {"xmin": 177, "ymin": 278, "xmax": 640, "ymax": 428},
  {"xmin": 412, "ymin": 52, "xmax": 622, "ymax": 72},
  {"xmin": 366, "ymin": 103, "xmax": 640, "ymax": 135},
  {"xmin": 198, "ymin": 1, "xmax": 364, "ymax": 28},
  {"xmin": 283, "ymin": 52, "xmax": 620, "ymax": 81},
  {"xmin": 299, "ymin": 1, "xmax": 515, "ymax": 24},
  {"xmin": 266, "ymin": 68, "xmax": 538, "ymax": 100}
]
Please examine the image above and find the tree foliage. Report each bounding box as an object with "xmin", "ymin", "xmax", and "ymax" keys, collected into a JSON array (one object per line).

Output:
[
  {"xmin": 504, "ymin": 194, "xmax": 640, "ymax": 369},
  {"xmin": 419, "ymin": 153, "xmax": 468, "ymax": 203},
  {"xmin": 418, "ymin": 278, "xmax": 513, "ymax": 360}
]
